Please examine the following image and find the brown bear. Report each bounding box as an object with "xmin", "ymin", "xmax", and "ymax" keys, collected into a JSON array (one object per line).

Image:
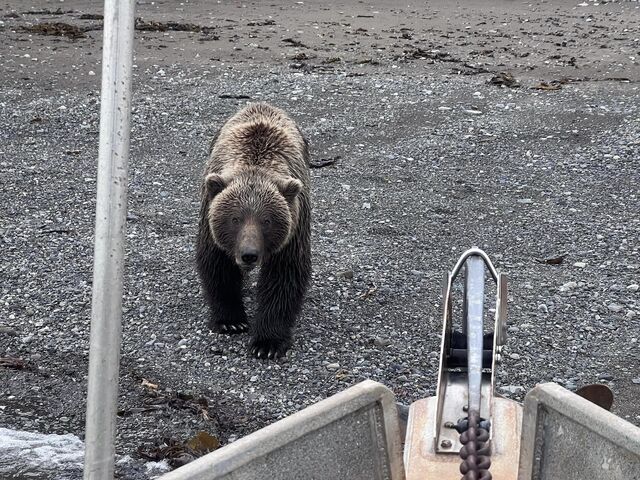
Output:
[{"xmin": 196, "ymin": 103, "xmax": 312, "ymax": 359}]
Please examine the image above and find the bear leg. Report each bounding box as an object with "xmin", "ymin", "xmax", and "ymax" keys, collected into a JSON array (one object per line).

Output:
[
  {"xmin": 196, "ymin": 241, "xmax": 249, "ymax": 334},
  {"xmin": 251, "ymin": 238, "xmax": 311, "ymax": 359}
]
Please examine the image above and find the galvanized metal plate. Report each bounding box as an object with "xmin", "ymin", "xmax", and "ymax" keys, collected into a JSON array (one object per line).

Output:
[
  {"xmin": 405, "ymin": 396, "xmax": 522, "ymax": 480},
  {"xmin": 518, "ymin": 383, "xmax": 640, "ymax": 480}
]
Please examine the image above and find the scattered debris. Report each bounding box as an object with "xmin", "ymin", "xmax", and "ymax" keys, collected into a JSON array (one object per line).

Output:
[
  {"xmin": 489, "ymin": 72, "xmax": 520, "ymax": 88},
  {"xmin": 531, "ymin": 81, "xmax": 563, "ymax": 91},
  {"xmin": 20, "ymin": 22, "xmax": 87, "ymax": 39},
  {"xmin": 538, "ymin": 253, "xmax": 568, "ymax": 265},
  {"xmin": 359, "ymin": 284, "xmax": 378, "ymax": 300},
  {"xmin": 141, "ymin": 378, "xmax": 158, "ymax": 390},
  {"xmin": 134, "ymin": 18, "xmax": 216, "ymax": 34},
  {"xmin": 138, "ymin": 432, "xmax": 220, "ymax": 468},
  {"xmin": 21, "ymin": 8, "xmax": 73, "ymax": 15},
  {"xmin": 402, "ymin": 47, "xmax": 460, "ymax": 63},
  {"xmin": 247, "ymin": 19, "xmax": 275, "ymax": 26},
  {"xmin": 290, "ymin": 52, "xmax": 310, "ymax": 61},
  {"xmin": 218, "ymin": 94, "xmax": 251, "ymax": 100},
  {"xmin": 282, "ymin": 38, "xmax": 309, "ymax": 48},
  {"xmin": 0, "ymin": 357, "xmax": 29, "ymax": 370},
  {"xmin": 309, "ymin": 156, "xmax": 340, "ymax": 168},
  {"xmin": 452, "ymin": 63, "xmax": 489, "ymax": 75},
  {"xmin": 78, "ymin": 13, "xmax": 103, "ymax": 20}
]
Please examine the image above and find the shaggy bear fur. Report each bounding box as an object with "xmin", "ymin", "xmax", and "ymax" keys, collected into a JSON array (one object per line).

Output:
[{"xmin": 196, "ymin": 103, "xmax": 311, "ymax": 359}]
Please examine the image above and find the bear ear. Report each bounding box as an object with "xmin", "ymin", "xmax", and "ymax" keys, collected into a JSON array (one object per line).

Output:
[
  {"xmin": 204, "ymin": 173, "xmax": 228, "ymax": 201},
  {"xmin": 278, "ymin": 177, "xmax": 303, "ymax": 203}
]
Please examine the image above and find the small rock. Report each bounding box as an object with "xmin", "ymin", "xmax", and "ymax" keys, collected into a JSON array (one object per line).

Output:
[
  {"xmin": 538, "ymin": 304, "xmax": 548, "ymax": 314},
  {"xmin": 362, "ymin": 202, "xmax": 371, "ymax": 209},
  {"xmin": 499, "ymin": 385, "xmax": 525, "ymax": 394},
  {"xmin": 517, "ymin": 198, "xmax": 533, "ymax": 204},
  {"xmin": 632, "ymin": 378, "xmax": 640, "ymax": 385},
  {"xmin": 337, "ymin": 270, "xmax": 354, "ymax": 280},
  {"xmin": 509, "ymin": 353, "xmax": 521, "ymax": 360},
  {"xmin": 463, "ymin": 109, "xmax": 483, "ymax": 115},
  {"xmin": 373, "ymin": 336, "xmax": 391, "ymax": 348},
  {"xmin": 607, "ymin": 304, "xmax": 623, "ymax": 313},
  {"xmin": 627, "ymin": 284, "xmax": 639, "ymax": 292},
  {"xmin": 397, "ymin": 375, "xmax": 408, "ymax": 382},
  {"xmin": 326, "ymin": 363, "xmax": 340, "ymax": 371},
  {"xmin": 598, "ymin": 373, "xmax": 614, "ymax": 381},
  {"xmin": 559, "ymin": 281, "xmax": 577, "ymax": 292},
  {"xmin": 573, "ymin": 262, "xmax": 586, "ymax": 268},
  {"xmin": 249, "ymin": 375, "xmax": 258, "ymax": 382},
  {"xmin": 0, "ymin": 326, "xmax": 18, "ymax": 336}
]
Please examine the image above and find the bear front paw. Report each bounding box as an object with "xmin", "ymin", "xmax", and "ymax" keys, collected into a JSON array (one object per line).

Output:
[{"xmin": 249, "ymin": 338, "xmax": 290, "ymax": 360}]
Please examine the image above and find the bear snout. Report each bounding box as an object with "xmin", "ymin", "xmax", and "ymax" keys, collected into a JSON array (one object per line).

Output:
[{"xmin": 236, "ymin": 222, "xmax": 263, "ymax": 269}]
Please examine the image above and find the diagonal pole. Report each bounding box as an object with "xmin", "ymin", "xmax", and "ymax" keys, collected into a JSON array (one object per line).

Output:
[{"xmin": 84, "ymin": 0, "xmax": 135, "ymax": 478}]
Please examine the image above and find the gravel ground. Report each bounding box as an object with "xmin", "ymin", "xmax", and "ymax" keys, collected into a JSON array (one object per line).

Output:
[{"xmin": 1, "ymin": 0, "xmax": 639, "ymax": 478}]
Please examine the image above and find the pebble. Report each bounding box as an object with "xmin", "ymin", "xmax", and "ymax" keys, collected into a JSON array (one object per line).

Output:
[
  {"xmin": 607, "ymin": 304, "xmax": 623, "ymax": 313},
  {"xmin": 0, "ymin": 326, "xmax": 18, "ymax": 336},
  {"xmin": 537, "ymin": 304, "xmax": 548, "ymax": 314},
  {"xmin": 499, "ymin": 385, "xmax": 525, "ymax": 394},
  {"xmin": 573, "ymin": 262, "xmax": 586, "ymax": 268},
  {"xmin": 337, "ymin": 270, "xmax": 354, "ymax": 280},
  {"xmin": 559, "ymin": 281, "xmax": 577, "ymax": 292},
  {"xmin": 509, "ymin": 353, "xmax": 521, "ymax": 360},
  {"xmin": 326, "ymin": 363, "xmax": 340, "ymax": 371},
  {"xmin": 598, "ymin": 373, "xmax": 614, "ymax": 381},
  {"xmin": 373, "ymin": 336, "xmax": 391, "ymax": 347},
  {"xmin": 632, "ymin": 378, "xmax": 640, "ymax": 385},
  {"xmin": 627, "ymin": 284, "xmax": 639, "ymax": 292}
]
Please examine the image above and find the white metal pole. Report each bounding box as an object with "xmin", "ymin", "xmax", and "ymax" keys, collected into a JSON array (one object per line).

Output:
[{"xmin": 84, "ymin": 0, "xmax": 135, "ymax": 478}]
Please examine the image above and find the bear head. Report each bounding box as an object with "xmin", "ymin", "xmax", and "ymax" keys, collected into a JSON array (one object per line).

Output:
[{"xmin": 204, "ymin": 170, "xmax": 302, "ymax": 270}]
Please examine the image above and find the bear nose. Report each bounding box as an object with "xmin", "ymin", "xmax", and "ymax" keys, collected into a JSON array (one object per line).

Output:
[{"xmin": 241, "ymin": 252, "xmax": 259, "ymax": 264}]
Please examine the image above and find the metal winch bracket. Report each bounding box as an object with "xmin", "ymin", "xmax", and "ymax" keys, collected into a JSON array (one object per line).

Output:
[
  {"xmin": 434, "ymin": 247, "xmax": 507, "ymax": 454},
  {"xmin": 404, "ymin": 247, "xmax": 522, "ymax": 480}
]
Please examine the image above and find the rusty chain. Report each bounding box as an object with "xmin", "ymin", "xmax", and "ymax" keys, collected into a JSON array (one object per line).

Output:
[{"xmin": 459, "ymin": 410, "xmax": 492, "ymax": 480}]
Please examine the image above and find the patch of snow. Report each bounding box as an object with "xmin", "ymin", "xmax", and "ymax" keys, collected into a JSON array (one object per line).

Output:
[{"xmin": 0, "ymin": 427, "xmax": 83, "ymax": 479}]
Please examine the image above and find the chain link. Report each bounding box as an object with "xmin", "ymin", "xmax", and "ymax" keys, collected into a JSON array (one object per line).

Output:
[{"xmin": 459, "ymin": 410, "xmax": 492, "ymax": 480}]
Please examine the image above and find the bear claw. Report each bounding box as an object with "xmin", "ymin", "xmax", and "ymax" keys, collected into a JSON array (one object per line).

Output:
[
  {"xmin": 250, "ymin": 340, "xmax": 289, "ymax": 360},
  {"xmin": 217, "ymin": 322, "xmax": 249, "ymax": 334}
]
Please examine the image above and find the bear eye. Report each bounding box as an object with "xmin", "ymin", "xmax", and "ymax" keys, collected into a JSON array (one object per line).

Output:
[{"xmin": 231, "ymin": 217, "xmax": 239, "ymax": 225}]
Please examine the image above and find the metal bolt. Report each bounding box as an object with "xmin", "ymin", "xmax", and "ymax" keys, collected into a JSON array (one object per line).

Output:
[
  {"xmin": 463, "ymin": 405, "xmax": 469, "ymax": 412},
  {"xmin": 444, "ymin": 421, "xmax": 455, "ymax": 429},
  {"xmin": 440, "ymin": 439, "xmax": 452, "ymax": 449}
]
